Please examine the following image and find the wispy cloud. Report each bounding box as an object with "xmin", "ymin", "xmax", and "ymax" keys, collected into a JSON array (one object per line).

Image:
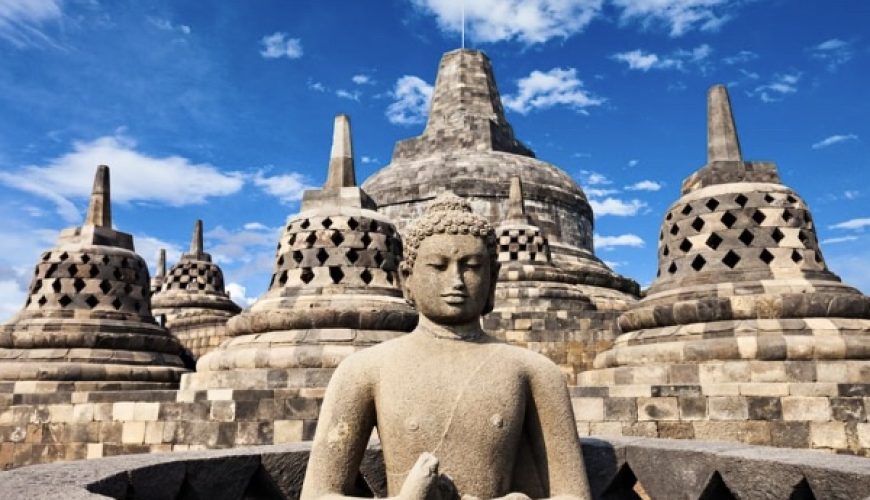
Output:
[
  {"xmin": 811, "ymin": 134, "xmax": 858, "ymax": 150},
  {"xmin": 259, "ymin": 32, "xmax": 303, "ymax": 59},
  {"xmin": 147, "ymin": 16, "xmax": 191, "ymax": 35},
  {"xmin": 410, "ymin": 0, "xmax": 602, "ymax": 45},
  {"xmin": 829, "ymin": 218, "xmax": 870, "ymax": 231},
  {"xmin": 579, "ymin": 170, "xmax": 612, "ymax": 186},
  {"xmin": 590, "ymin": 197, "xmax": 647, "ymax": 216},
  {"xmin": 386, "ymin": 75, "xmax": 433, "ymax": 125},
  {"xmin": 252, "ymin": 170, "xmax": 313, "ymax": 204},
  {"xmin": 0, "ymin": 132, "xmax": 244, "ymax": 222},
  {"xmin": 308, "ymin": 80, "xmax": 327, "ymax": 92},
  {"xmin": 595, "ymin": 233, "xmax": 645, "ymax": 250},
  {"xmin": 352, "ymin": 74, "xmax": 373, "ymax": 85},
  {"xmin": 503, "ymin": 68, "xmax": 603, "ymax": 115},
  {"xmin": 722, "ymin": 50, "xmax": 758, "ymax": 65},
  {"xmin": 612, "ymin": 44, "xmax": 711, "ymax": 72},
  {"xmin": 625, "ymin": 180, "xmax": 662, "ymax": 191},
  {"xmin": 750, "ymin": 73, "xmax": 801, "ymax": 103},
  {"xmin": 809, "ymin": 38, "xmax": 854, "ymax": 71},
  {"xmin": 821, "ymin": 235, "xmax": 859, "ymax": 245},
  {"xmin": 612, "ymin": 0, "xmax": 737, "ymax": 37},
  {"xmin": 627, "ymin": 159, "xmax": 639, "ymax": 167},
  {"xmin": 361, "ymin": 156, "xmax": 379, "ymax": 165},
  {"xmin": 0, "ymin": 0, "xmax": 63, "ymax": 48},
  {"xmin": 336, "ymin": 89, "xmax": 361, "ymax": 101},
  {"xmin": 226, "ymin": 282, "xmax": 258, "ymax": 307}
]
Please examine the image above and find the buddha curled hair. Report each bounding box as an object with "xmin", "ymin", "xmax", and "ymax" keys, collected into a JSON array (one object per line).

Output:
[{"xmin": 402, "ymin": 192, "xmax": 498, "ymax": 270}]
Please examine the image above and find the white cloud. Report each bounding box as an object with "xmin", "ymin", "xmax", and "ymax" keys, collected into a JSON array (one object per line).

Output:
[
  {"xmin": 504, "ymin": 68, "xmax": 604, "ymax": 115},
  {"xmin": 821, "ymin": 235, "xmax": 859, "ymax": 245},
  {"xmin": 722, "ymin": 50, "xmax": 758, "ymax": 65},
  {"xmin": 579, "ymin": 170, "xmax": 612, "ymax": 186},
  {"xmin": 206, "ymin": 224, "xmax": 280, "ymax": 265},
  {"xmin": 134, "ymin": 234, "xmax": 183, "ymax": 275},
  {"xmin": 243, "ymin": 222, "xmax": 269, "ymax": 231},
  {"xmin": 589, "ymin": 197, "xmax": 647, "ymax": 216},
  {"xmin": 844, "ymin": 190, "xmax": 860, "ymax": 200},
  {"xmin": 625, "ymin": 180, "xmax": 662, "ymax": 191},
  {"xmin": 585, "ymin": 188, "xmax": 619, "ymax": 197},
  {"xmin": 410, "ymin": 0, "xmax": 602, "ymax": 45},
  {"xmin": 829, "ymin": 218, "xmax": 870, "ymax": 231},
  {"xmin": 594, "ymin": 233, "xmax": 645, "ymax": 250},
  {"xmin": 252, "ymin": 170, "xmax": 313, "ymax": 204},
  {"xmin": 811, "ymin": 134, "xmax": 858, "ymax": 150},
  {"xmin": 386, "ymin": 75, "xmax": 434, "ymax": 125},
  {"xmin": 0, "ymin": 0, "xmax": 62, "ymax": 48},
  {"xmin": 750, "ymin": 73, "xmax": 801, "ymax": 103},
  {"xmin": 352, "ymin": 74, "xmax": 373, "ymax": 85},
  {"xmin": 147, "ymin": 16, "xmax": 191, "ymax": 35},
  {"xmin": 612, "ymin": 0, "xmax": 735, "ymax": 37},
  {"xmin": 336, "ymin": 89, "xmax": 361, "ymax": 101},
  {"xmin": 259, "ymin": 32, "xmax": 303, "ymax": 59},
  {"xmin": 0, "ymin": 133, "xmax": 244, "ymax": 222},
  {"xmin": 308, "ymin": 81, "xmax": 326, "ymax": 92},
  {"xmin": 809, "ymin": 38, "xmax": 854, "ymax": 71},
  {"xmin": 612, "ymin": 44, "xmax": 711, "ymax": 72},
  {"xmin": 361, "ymin": 156, "xmax": 379, "ymax": 164},
  {"xmin": 627, "ymin": 159, "xmax": 639, "ymax": 167},
  {"xmin": 226, "ymin": 282, "xmax": 258, "ymax": 307}
]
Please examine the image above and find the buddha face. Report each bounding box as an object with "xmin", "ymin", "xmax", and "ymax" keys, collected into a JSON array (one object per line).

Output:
[{"xmin": 404, "ymin": 233, "xmax": 494, "ymax": 325}]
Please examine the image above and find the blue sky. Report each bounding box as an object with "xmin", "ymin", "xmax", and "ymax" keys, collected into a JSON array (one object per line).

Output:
[{"xmin": 0, "ymin": 0, "xmax": 868, "ymax": 320}]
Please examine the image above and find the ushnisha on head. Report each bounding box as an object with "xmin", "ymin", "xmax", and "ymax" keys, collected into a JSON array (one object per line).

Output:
[{"xmin": 400, "ymin": 192, "xmax": 499, "ymax": 324}]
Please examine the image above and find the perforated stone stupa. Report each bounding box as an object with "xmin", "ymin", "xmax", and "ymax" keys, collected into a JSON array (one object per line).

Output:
[
  {"xmin": 0, "ymin": 166, "xmax": 188, "ymax": 390},
  {"xmin": 184, "ymin": 115, "xmax": 417, "ymax": 390},
  {"xmin": 152, "ymin": 220, "xmax": 241, "ymax": 359},
  {"xmin": 576, "ymin": 86, "xmax": 870, "ymax": 454}
]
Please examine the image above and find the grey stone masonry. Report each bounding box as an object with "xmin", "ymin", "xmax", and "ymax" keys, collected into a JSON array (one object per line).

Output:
[{"xmin": 0, "ymin": 166, "xmax": 188, "ymax": 389}]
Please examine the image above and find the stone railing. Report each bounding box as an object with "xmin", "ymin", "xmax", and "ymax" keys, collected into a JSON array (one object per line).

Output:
[{"xmin": 1, "ymin": 437, "xmax": 868, "ymax": 499}]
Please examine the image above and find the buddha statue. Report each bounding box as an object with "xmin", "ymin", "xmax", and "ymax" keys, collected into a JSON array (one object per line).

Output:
[{"xmin": 301, "ymin": 193, "xmax": 591, "ymax": 500}]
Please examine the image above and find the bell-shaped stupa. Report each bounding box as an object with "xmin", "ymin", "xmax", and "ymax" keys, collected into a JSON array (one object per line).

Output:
[
  {"xmin": 0, "ymin": 166, "xmax": 188, "ymax": 390},
  {"xmin": 151, "ymin": 220, "xmax": 241, "ymax": 359},
  {"xmin": 183, "ymin": 115, "xmax": 417, "ymax": 390}
]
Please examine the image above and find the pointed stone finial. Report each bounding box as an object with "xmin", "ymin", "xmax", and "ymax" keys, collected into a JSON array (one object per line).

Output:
[
  {"xmin": 505, "ymin": 176, "xmax": 532, "ymax": 224},
  {"xmin": 84, "ymin": 165, "xmax": 112, "ymax": 227},
  {"xmin": 707, "ymin": 84, "xmax": 743, "ymax": 163},
  {"xmin": 190, "ymin": 219, "xmax": 204, "ymax": 255},
  {"xmin": 325, "ymin": 114, "xmax": 356, "ymax": 189},
  {"xmin": 157, "ymin": 248, "xmax": 166, "ymax": 278}
]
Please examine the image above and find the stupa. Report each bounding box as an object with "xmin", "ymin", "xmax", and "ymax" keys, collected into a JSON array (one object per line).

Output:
[
  {"xmin": 0, "ymin": 165, "xmax": 188, "ymax": 390},
  {"xmin": 364, "ymin": 49, "xmax": 637, "ymax": 371},
  {"xmin": 576, "ymin": 86, "xmax": 870, "ymax": 453},
  {"xmin": 151, "ymin": 220, "xmax": 241, "ymax": 359},
  {"xmin": 149, "ymin": 249, "xmax": 166, "ymax": 295},
  {"xmin": 183, "ymin": 115, "xmax": 417, "ymax": 390}
]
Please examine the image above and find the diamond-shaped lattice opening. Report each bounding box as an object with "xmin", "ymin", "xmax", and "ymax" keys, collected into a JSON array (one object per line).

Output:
[
  {"xmin": 659, "ymin": 231, "xmax": 664, "ymax": 241},
  {"xmin": 300, "ymin": 268, "xmax": 314, "ymax": 284},
  {"xmin": 287, "ymin": 234, "xmax": 296, "ymax": 246},
  {"xmin": 662, "ymin": 246, "xmax": 670, "ymax": 256},
  {"xmin": 738, "ymin": 229, "xmax": 754, "ymax": 246},
  {"xmin": 681, "ymin": 204, "xmax": 693, "ymax": 215},
  {"xmin": 67, "ymin": 264, "xmax": 78, "ymax": 277},
  {"xmin": 764, "ymin": 193, "xmax": 775, "ymax": 203},
  {"xmin": 85, "ymin": 295, "xmax": 99, "ymax": 308},
  {"xmin": 759, "ymin": 249, "xmax": 775, "ymax": 264},
  {"xmin": 691, "ymin": 217, "xmax": 705, "ymax": 232},
  {"xmin": 386, "ymin": 272, "xmax": 394, "ymax": 285},
  {"xmin": 369, "ymin": 220, "xmax": 379, "ymax": 232},
  {"xmin": 113, "ymin": 268, "xmax": 122, "ymax": 280},
  {"xmin": 276, "ymin": 255, "xmax": 284, "ymax": 266},
  {"xmin": 706, "ymin": 233, "xmax": 723, "ymax": 250},
  {"xmin": 41, "ymin": 252, "xmax": 51, "ymax": 262},
  {"xmin": 133, "ymin": 301, "xmax": 141, "ymax": 312},
  {"xmin": 670, "ymin": 224, "xmax": 680, "ymax": 236},
  {"xmin": 361, "ymin": 232, "xmax": 372, "ymax": 247},
  {"xmin": 786, "ymin": 194, "xmax": 798, "ymax": 204},
  {"xmin": 73, "ymin": 278, "xmax": 86, "ymax": 293},
  {"xmin": 275, "ymin": 242, "xmax": 282, "ymax": 253},
  {"xmin": 278, "ymin": 270, "xmax": 289, "ymax": 286},
  {"xmin": 58, "ymin": 294, "xmax": 72, "ymax": 307},
  {"xmin": 99, "ymin": 280, "xmax": 112, "ymax": 294},
  {"xmin": 268, "ymin": 274, "xmax": 276, "ymax": 288},
  {"xmin": 111, "ymin": 298, "xmax": 123, "ymax": 310},
  {"xmin": 360, "ymin": 268, "xmax": 373, "ymax": 284},
  {"xmin": 300, "ymin": 219, "xmax": 310, "ymax": 229},
  {"xmin": 706, "ymin": 198, "xmax": 720, "ymax": 211},
  {"xmin": 329, "ymin": 266, "xmax": 344, "ymax": 284},
  {"xmin": 32, "ymin": 280, "xmax": 42, "ymax": 293},
  {"xmin": 330, "ymin": 231, "xmax": 345, "ymax": 247},
  {"xmin": 722, "ymin": 250, "xmax": 741, "ymax": 268},
  {"xmin": 123, "ymin": 284, "xmax": 133, "ymax": 294},
  {"xmin": 345, "ymin": 248, "xmax": 359, "ymax": 264},
  {"xmin": 81, "ymin": 254, "xmax": 90, "ymax": 264},
  {"xmin": 322, "ymin": 217, "xmax": 333, "ymax": 229},
  {"xmin": 791, "ymin": 250, "xmax": 803, "ymax": 264},
  {"xmin": 782, "ymin": 209, "xmax": 794, "ymax": 223},
  {"xmin": 89, "ymin": 265, "xmax": 100, "ymax": 278},
  {"xmin": 771, "ymin": 228, "xmax": 785, "ymax": 244},
  {"xmin": 38, "ymin": 295, "xmax": 47, "ymax": 306},
  {"xmin": 46, "ymin": 263, "xmax": 58, "ymax": 277},
  {"xmin": 51, "ymin": 279, "xmax": 62, "ymax": 293},
  {"xmin": 374, "ymin": 251, "xmax": 385, "ymax": 267},
  {"xmin": 721, "ymin": 212, "xmax": 737, "ymax": 228},
  {"xmin": 101, "ymin": 255, "xmax": 111, "ymax": 265},
  {"xmin": 305, "ymin": 232, "xmax": 318, "ymax": 246},
  {"xmin": 691, "ymin": 255, "xmax": 707, "ymax": 271},
  {"xmin": 347, "ymin": 217, "xmax": 359, "ymax": 230},
  {"xmin": 667, "ymin": 262, "xmax": 678, "ymax": 274},
  {"xmin": 798, "ymin": 231, "xmax": 809, "ymax": 246},
  {"xmin": 293, "ymin": 251, "xmax": 303, "ymax": 264},
  {"xmin": 59, "ymin": 252, "xmax": 69, "ymax": 261},
  {"xmin": 699, "ymin": 471, "xmax": 737, "ymax": 500},
  {"xmin": 815, "ymin": 251, "xmax": 823, "ymax": 263},
  {"xmin": 734, "ymin": 194, "xmax": 748, "ymax": 207},
  {"xmin": 752, "ymin": 210, "xmax": 767, "ymax": 224},
  {"xmin": 316, "ymin": 248, "xmax": 330, "ymax": 265},
  {"xmin": 120, "ymin": 258, "xmax": 129, "ymax": 269},
  {"xmin": 679, "ymin": 239, "xmax": 693, "ymax": 252},
  {"xmin": 666, "ymin": 212, "xmax": 673, "ymax": 221}
]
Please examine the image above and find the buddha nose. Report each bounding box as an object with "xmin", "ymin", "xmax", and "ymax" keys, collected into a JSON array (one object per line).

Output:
[{"xmin": 449, "ymin": 267, "xmax": 465, "ymax": 290}]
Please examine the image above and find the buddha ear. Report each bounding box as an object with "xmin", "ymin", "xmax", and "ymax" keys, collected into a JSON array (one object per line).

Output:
[
  {"xmin": 399, "ymin": 260, "xmax": 415, "ymax": 307},
  {"xmin": 481, "ymin": 260, "xmax": 500, "ymax": 316}
]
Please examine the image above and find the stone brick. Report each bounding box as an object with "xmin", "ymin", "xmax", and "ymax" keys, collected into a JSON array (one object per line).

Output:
[
  {"xmin": 637, "ymin": 397, "xmax": 679, "ymax": 421},
  {"xmin": 112, "ymin": 402, "xmax": 135, "ymax": 422},
  {"xmin": 85, "ymin": 443, "xmax": 103, "ymax": 459},
  {"xmin": 857, "ymin": 423, "xmax": 870, "ymax": 449},
  {"xmin": 132, "ymin": 403, "xmax": 160, "ymax": 422},
  {"xmin": 604, "ymin": 398, "xmax": 636, "ymax": 421},
  {"xmin": 589, "ymin": 422, "xmax": 623, "ymax": 436},
  {"xmin": 810, "ymin": 422, "xmax": 847, "ymax": 449},
  {"xmin": 738, "ymin": 383, "xmax": 789, "ymax": 397},
  {"xmin": 708, "ymin": 396, "xmax": 749, "ymax": 421},
  {"xmin": 210, "ymin": 401, "xmax": 236, "ymax": 422},
  {"xmin": 747, "ymin": 396, "xmax": 782, "ymax": 421},
  {"xmin": 658, "ymin": 422, "xmax": 694, "ymax": 439},
  {"xmin": 678, "ymin": 396, "xmax": 707, "ymax": 421},
  {"xmin": 273, "ymin": 420, "xmax": 303, "ymax": 443},
  {"xmin": 121, "ymin": 422, "xmax": 146, "ymax": 445},
  {"xmin": 830, "ymin": 398, "xmax": 866, "ymax": 422},
  {"xmin": 781, "ymin": 397, "xmax": 831, "ymax": 421},
  {"xmin": 572, "ymin": 398, "xmax": 604, "ymax": 421}
]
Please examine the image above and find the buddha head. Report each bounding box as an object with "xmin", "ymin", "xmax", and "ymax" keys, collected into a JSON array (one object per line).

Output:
[{"xmin": 401, "ymin": 192, "xmax": 499, "ymax": 325}]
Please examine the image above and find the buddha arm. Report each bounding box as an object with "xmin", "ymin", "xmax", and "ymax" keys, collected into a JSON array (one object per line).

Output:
[
  {"xmin": 300, "ymin": 356, "xmax": 377, "ymax": 500},
  {"xmin": 525, "ymin": 364, "xmax": 592, "ymax": 500}
]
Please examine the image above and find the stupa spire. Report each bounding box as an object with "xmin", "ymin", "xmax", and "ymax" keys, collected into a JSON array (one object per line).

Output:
[
  {"xmin": 157, "ymin": 248, "xmax": 166, "ymax": 279},
  {"xmin": 505, "ymin": 176, "xmax": 531, "ymax": 224},
  {"xmin": 707, "ymin": 85, "xmax": 742, "ymax": 163},
  {"xmin": 84, "ymin": 165, "xmax": 111, "ymax": 227},
  {"xmin": 324, "ymin": 114, "xmax": 356, "ymax": 189},
  {"xmin": 190, "ymin": 219, "xmax": 204, "ymax": 255}
]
